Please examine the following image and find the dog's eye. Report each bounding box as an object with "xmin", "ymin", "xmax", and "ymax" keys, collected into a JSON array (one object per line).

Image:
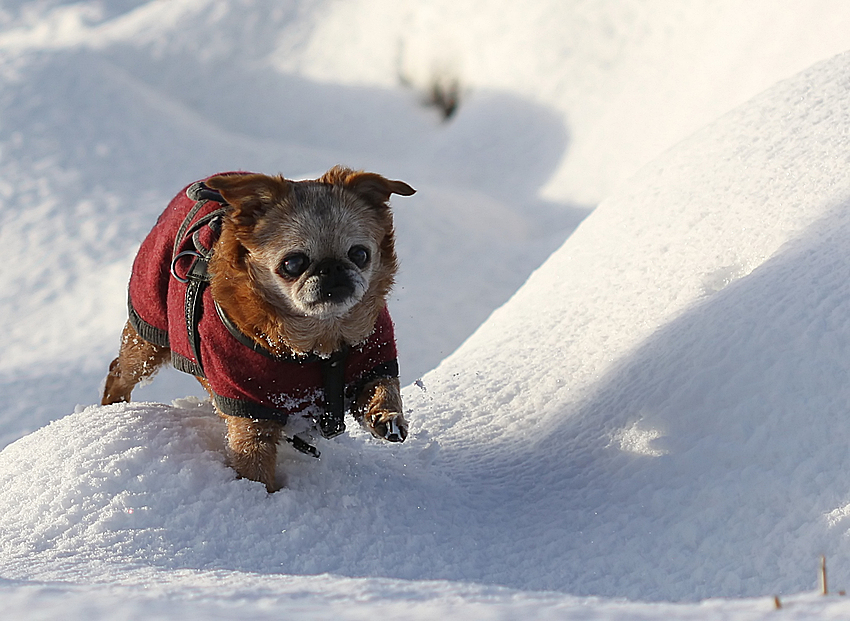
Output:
[
  {"xmin": 279, "ymin": 253, "xmax": 310, "ymax": 278},
  {"xmin": 348, "ymin": 246, "xmax": 370, "ymax": 269}
]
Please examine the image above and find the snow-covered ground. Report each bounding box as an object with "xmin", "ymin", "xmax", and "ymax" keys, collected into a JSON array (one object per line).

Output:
[{"xmin": 5, "ymin": 1, "xmax": 850, "ymax": 618}]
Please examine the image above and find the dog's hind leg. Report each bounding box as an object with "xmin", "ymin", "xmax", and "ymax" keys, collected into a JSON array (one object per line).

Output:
[{"xmin": 102, "ymin": 321, "xmax": 171, "ymax": 405}]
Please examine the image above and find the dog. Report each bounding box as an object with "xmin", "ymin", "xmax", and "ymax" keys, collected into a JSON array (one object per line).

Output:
[{"xmin": 102, "ymin": 166, "xmax": 415, "ymax": 492}]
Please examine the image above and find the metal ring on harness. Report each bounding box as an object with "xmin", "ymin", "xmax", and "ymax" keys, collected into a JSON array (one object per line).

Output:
[{"xmin": 170, "ymin": 250, "xmax": 202, "ymax": 284}]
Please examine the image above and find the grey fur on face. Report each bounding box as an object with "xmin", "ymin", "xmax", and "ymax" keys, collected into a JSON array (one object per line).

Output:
[{"xmin": 247, "ymin": 183, "xmax": 383, "ymax": 318}]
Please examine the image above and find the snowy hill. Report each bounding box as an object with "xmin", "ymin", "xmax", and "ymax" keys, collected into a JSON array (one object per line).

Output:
[
  {"xmin": 403, "ymin": 50, "xmax": 850, "ymax": 600},
  {"xmin": 6, "ymin": 1, "xmax": 850, "ymax": 619}
]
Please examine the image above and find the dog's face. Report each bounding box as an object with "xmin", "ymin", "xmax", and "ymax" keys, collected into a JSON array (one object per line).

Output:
[
  {"xmin": 206, "ymin": 167, "xmax": 414, "ymax": 321},
  {"xmin": 251, "ymin": 182, "xmax": 389, "ymax": 319}
]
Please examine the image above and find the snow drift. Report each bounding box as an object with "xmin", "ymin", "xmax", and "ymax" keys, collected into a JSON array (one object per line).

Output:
[
  {"xmin": 7, "ymin": 1, "xmax": 850, "ymax": 618},
  {"xmin": 403, "ymin": 51, "xmax": 850, "ymax": 599},
  {"xmin": 6, "ymin": 47, "xmax": 850, "ymax": 606}
]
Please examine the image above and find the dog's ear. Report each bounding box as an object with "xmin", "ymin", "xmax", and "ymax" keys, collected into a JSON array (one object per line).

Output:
[
  {"xmin": 205, "ymin": 173, "xmax": 290, "ymax": 224},
  {"xmin": 320, "ymin": 166, "xmax": 415, "ymax": 207}
]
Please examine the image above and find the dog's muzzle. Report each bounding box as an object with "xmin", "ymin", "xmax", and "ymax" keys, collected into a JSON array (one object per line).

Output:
[{"xmin": 314, "ymin": 259, "xmax": 355, "ymax": 303}]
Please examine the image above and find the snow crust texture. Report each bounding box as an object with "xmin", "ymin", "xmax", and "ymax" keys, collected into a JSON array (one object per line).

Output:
[
  {"xmin": 408, "ymin": 53, "xmax": 850, "ymax": 600},
  {"xmin": 6, "ymin": 1, "xmax": 850, "ymax": 619},
  {"xmin": 5, "ymin": 42, "xmax": 850, "ymax": 606}
]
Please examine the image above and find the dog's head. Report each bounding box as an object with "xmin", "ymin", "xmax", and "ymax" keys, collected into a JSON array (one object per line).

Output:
[{"xmin": 206, "ymin": 167, "xmax": 414, "ymax": 323}]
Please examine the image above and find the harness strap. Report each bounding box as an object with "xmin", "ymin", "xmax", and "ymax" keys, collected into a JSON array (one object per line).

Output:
[
  {"xmin": 171, "ymin": 203, "xmax": 228, "ymax": 374},
  {"xmin": 214, "ymin": 301, "xmax": 322, "ymax": 362},
  {"xmin": 186, "ymin": 180, "xmax": 225, "ymax": 204},
  {"xmin": 172, "ymin": 198, "xmax": 207, "ymax": 260},
  {"xmin": 183, "ymin": 255, "xmax": 210, "ymax": 371},
  {"xmin": 286, "ymin": 435, "xmax": 321, "ymax": 459},
  {"xmin": 215, "ymin": 300, "xmax": 350, "ymax": 440},
  {"xmin": 319, "ymin": 348, "xmax": 349, "ymax": 438}
]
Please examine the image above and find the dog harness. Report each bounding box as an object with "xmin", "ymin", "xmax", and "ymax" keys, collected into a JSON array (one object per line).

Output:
[{"xmin": 127, "ymin": 177, "xmax": 400, "ymax": 453}]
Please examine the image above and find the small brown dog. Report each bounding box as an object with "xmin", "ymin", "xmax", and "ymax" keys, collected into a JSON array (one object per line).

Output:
[{"xmin": 102, "ymin": 166, "xmax": 415, "ymax": 491}]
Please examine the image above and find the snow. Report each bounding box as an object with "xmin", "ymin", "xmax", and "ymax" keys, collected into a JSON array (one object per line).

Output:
[
  {"xmin": 5, "ymin": 0, "xmax": 850, "ymax": 618},
  {"xmin": 403, "ymin": 53, "xmax": 850, "ymax": 601}
]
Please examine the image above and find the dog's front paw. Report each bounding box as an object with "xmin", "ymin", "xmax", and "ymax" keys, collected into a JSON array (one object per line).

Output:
[{"xmin": 364, "ymin": 411, "xmax": 408, "ymax": 442}]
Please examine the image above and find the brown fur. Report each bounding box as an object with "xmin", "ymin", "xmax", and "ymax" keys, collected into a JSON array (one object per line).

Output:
[
  {"xmin": 354, "ymin": 376, "xmax": 405, "ymax": 437},
  {"xmin": 102, "ymin": 167, "xmax": 414, "ymax": 492},
  {"xmin": 102, "ymin": 322, "xmax": 171, "ymax": 405},
  {"xmin": 204, "ymin": 170, "xmax": 402, "ymax": 356}
]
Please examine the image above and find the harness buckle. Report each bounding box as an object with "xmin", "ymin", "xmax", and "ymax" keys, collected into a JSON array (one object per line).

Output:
[
  {"xmin": 170, "ymin": 250, "xmax": 211, "ymax": 284},
  {"xmin": 318, "ymin": 416, "xmax": 346, "ymax": 439},
  {"xmin": 287, "ymin": 434, "xmax": 321, "ymax": 458}
]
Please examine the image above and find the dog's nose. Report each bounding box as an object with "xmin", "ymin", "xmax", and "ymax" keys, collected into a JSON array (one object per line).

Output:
[
  {"xmin": 314, "ymin": 259, "xmax": 355, "ymax": 302},
  {"xmin": 316, "ymin": 259, "xmax": 346, "ymax": 278}
]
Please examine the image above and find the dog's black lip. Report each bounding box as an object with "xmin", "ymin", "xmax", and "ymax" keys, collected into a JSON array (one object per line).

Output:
[
  {"xmin": 314, "ymin": 289, "xmax": 355, "ymax": 305},
  {"xmin": 322, "ymin": 284, "xmax": 355, "ymax": 299}
]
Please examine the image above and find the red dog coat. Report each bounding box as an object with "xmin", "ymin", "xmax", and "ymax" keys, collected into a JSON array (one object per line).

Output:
[{"xmin": 127, "ymin": 177, "xmax": 399, "ymax": 431}]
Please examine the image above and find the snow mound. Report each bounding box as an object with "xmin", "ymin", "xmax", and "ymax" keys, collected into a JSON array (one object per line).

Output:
[
  {"xmin": 0, "ymin": 400, "xmax": 233, "ymax": 572},
  {"xmin": 400, "ymin": 51, "xmax": 850, "ymax": 600},
  {"xmin": 10, "ymin": 2, "xmax": 850, "ymax": 614},
  {"xmin": 9, "ymin": 52, "xmax": 850, "ymax": 605},
  {"xmin": 0, "ymin": 398, "xmax": 465, "ymax": 581}
]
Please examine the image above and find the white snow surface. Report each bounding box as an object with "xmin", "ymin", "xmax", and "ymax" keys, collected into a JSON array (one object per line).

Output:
[{"xmin": 5, "ymin": 1, "xmax": 850, "ymax": 618}]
